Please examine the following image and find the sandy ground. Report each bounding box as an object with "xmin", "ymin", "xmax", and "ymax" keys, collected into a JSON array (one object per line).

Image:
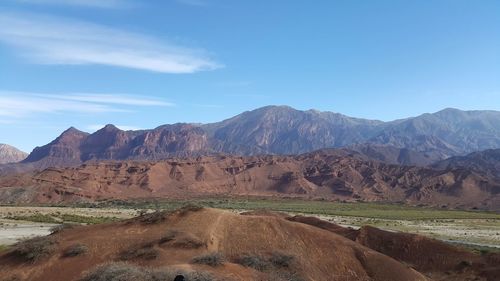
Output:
[
  {"xmin": 0, "ymin": 206, "xmax": 139, "ymax": 246},
  {"xmin": 317, "ymin": 215, "xmax": 500, "ymax": 248},
  {"xmin": 0, "ymin": 219, "xmax": 57, "ymax": 245},
  {"xmin": 0, "ymin": 206, "xmax": 139, "ymax": 218}
]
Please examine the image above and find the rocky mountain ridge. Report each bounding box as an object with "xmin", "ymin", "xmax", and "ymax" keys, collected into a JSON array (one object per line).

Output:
[
  {"xmin": 16, "ymin": 106, "xmax": 500, "ymax": 170},
  {"xmin": 2, "ymin": 149, "xmax": 499, "ymax": 210}
]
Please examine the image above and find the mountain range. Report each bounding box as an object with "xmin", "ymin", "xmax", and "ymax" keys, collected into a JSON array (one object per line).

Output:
[
  {"xmin": 12, "ymin": 106, "xmax": 500, "ymax": 170},
  {"xmin": 1, "ymin": 106, "xmax": 500, "ymax": 209}
]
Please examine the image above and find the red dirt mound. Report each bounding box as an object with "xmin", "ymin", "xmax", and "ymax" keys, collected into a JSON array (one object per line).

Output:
[
  {"xmin": 287, "ymin": 215, "xmax": 360, "ymax": 240},
  {"xmin": 0, "ymin": 207, "xmax": 428, "ymax": 281},
  {"xmin": 285, "ymin": 214, "xmax": 500, "ymax": 281}
]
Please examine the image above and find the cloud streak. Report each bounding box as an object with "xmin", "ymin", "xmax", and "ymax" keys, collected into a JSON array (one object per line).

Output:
[
  {"xmin": 0, "ymin": 91, "xmax": 173, "ymax": 120},
  {"xmin": 38, "ymin": 93, "xmax": 175, "ymax": 106},
  {"xmin": 0, "ymin": 12, "xmax": 222, "ymax": 73},
  {"xmin": 11, "ymin": 0, "xmax": 133, "ymax": 9}
]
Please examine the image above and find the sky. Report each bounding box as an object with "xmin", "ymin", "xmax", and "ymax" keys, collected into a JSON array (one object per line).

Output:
[{"xmin": 0, "ymin": 0, "xmax": 499, "ymax": 152}]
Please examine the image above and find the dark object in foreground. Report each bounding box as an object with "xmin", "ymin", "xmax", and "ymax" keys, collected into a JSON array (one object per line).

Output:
[{"xmin": 174, "ymin": 275, "xmax": 185, "ymax": 281}]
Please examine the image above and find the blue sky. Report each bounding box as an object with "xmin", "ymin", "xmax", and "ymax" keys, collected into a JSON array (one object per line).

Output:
[{"xmin": 0, "ymin": 0, "xmax": 499, "ymax": 152}]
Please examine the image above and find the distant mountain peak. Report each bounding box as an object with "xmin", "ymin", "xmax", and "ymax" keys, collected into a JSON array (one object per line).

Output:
[
  {"xmin": 55, "ymin": 127, "xmax": 89, "ymax": 142},
  {"xmin": 102, "ymin": 124, "xmax": 120, "ymax": 131},
  {"xmin": 63, "ymin": 126, "xmax": 86, "ymax": 134},
  {"xmin": 0, "ymin": 144, "xmax": 28, "ymax": 164}
]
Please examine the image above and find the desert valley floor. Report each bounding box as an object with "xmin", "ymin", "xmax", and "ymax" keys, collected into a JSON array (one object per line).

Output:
[{"xmin": 0, "ymin": 199, "xmax": 499, "ymax": 281}]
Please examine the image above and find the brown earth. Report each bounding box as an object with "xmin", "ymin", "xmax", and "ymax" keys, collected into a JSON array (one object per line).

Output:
[
  {"xmin": 0, "ymin": 207, "xmax": 431, "ymax": 281},
  {"xmin": 1, "ymin": 150, "xmax": 499, "ymax": 210},
  {"xmin": 2, "ymin": 207, "xmax": 498, "ymax": 281},
  {"xmin": 287, "ymin": 214, "xmax": 500, "ymax": 281}
]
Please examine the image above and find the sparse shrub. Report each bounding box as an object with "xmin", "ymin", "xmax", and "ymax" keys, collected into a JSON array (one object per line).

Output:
[
  {"xmin": 235, "ymin": 254, "xmax": 270, "ymax": 271},
  {"xmin": 456, "ymin": 260, "xmax": 472, "ymax": 271},
  {"xmin": 178, "ymin": 204, "xmax": 204, "ymax": 216},
  {"xmin": 11, "ymin": 236, "xmax": 57, "ymax": 262},
  {"xmin": 79, "ymin": 262, "xmax": 216, "ymax": 281},
  {"xmin": 119, "ymin": 244, "xmax": 159, "ymax": 260},
  {"xmin": 79, "ymin": 262, "xmax": 150, "ymax": 281},
  {"xmin": 58, "ymin": 214, "xmax": 118, "ymax": 224},
  {"xmin": 139, "ymin": 211, "xmax": 168, "ymax": 224},
  {"xmin": 480, "ymin": 249, "xmax": 490, "ymax": 255},
  {"xmin": 171, "ymin": 234, "xmax": 205, "ymax": 249},
  {"xmin": 159, "ymin": 230, "xmax": 179, "ymax": 244},
  {"xmin": 63, "ymin": 243, "xmax": 88, "ymax": 257},
  {"xmin": 269, "ymin": 271, "xmax": 305, "ymax": 281},
  {"xmin": 235, "ymin": 252, "xmax": 297, "ymax": 273},
  {"xmin": 159, "ymin": 231, "xmax": 205, "ymax": 249},
  {"xmin": 0, "ymin": 244, "xmax": 9, "ymax": 252},
  {"xmin": 191, "ymin": 252, "xmax": 225, "ymax": 267},
  {"xmin": 269, "ymin": 252, "xmax": 295, "ymax": 268},
  {"xmin": 50, "ymin": 223, "xmax": 75, "ymax": 234}
]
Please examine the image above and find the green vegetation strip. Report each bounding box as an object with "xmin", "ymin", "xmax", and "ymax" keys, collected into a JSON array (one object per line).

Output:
[
  {"xmin": 0, "ymin": 244, "xmax": 9, "ymax": 252},
  {"xmin": 79, "ymin": 198, "xmax": 500, "ymax": 221},
  {"xmin": 3, "ymin": 198, "xmax": 500, "ymax": 222}
]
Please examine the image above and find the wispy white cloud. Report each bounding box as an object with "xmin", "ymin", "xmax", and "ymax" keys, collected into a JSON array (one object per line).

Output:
[
  {"xmin": 11, "ymin": 0, "xmax": 133, "ymax": 9},
  {"xmin": 0, "ymin": 12, "xmax": 222, "ymax": 73},
  {"xmin": 86, "ymin": 124, "xmax": 143, "ymax": 132},
  {"xmin": 38, "ymin": 93, "xmax": 175, "ymax": 106},
  {"xmin": 0, "ymin": 91, "xmax": 173, "ymax": 120}
]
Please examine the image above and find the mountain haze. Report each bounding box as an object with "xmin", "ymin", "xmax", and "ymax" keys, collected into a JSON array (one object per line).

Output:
[
  {"xmin": 433, "ymin": 149, "xmax": 500, "ymax": 179},
  {"xmin": 370, "ymin": 108, "xmax": 500, "ymax": 159}
]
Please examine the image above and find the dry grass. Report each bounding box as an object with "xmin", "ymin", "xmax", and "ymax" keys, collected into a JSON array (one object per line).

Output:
[
  {"xmin": 10, "ymin": 236, "xmax": 57, "ymax": 263},
  {"xmin": 79, "ymin": 262, "xmax": 152, "ymax": 281},
  {"xmin": 178, "ymin": 204, "xmax": 204, "ymax": 216},
  {"xmin": 234, "ymin": 252, "xmax": 302, "ymax": 280},
  {"xmin": 269, "ymin": 271, "xmax": 305, "ymax": 281},
  {"xmin": 269, "ymin": 252, "xmax": 295, "ymax": 268},
  {"xmin": 235, "ymin": 252, "xmax": 295, "ymax": 270},
  {"xmin": 191, "ymin": 252, "xmax": 225, "ymax": 267},
  {"xmin": 119, "ymin": 243, "xmax": 159, "ymax": 261},
  {"xmin": 139, "ymin": 211, "xmax": 169, "ymax": 224},
  {"xmin": 63, "ymin": 243, "xmax": 88, "ymax": 257},
  {"xmin": 79, "ymin": 262, "xmax": 216, "ymax": 281},
  {"xmin": 50, "ymin": 223, "xmax": 76, "ymax": 234},
  {"xmin": 159, "ymin": 230, "xmax": 205, "ymax": 249},
  {"xmin": 158, "ymin": 230, "xmax": 179, "ymax": 244},
  {"xmin": 235, "ymin": 254, "xmax": 270, "ymax": 271}
]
